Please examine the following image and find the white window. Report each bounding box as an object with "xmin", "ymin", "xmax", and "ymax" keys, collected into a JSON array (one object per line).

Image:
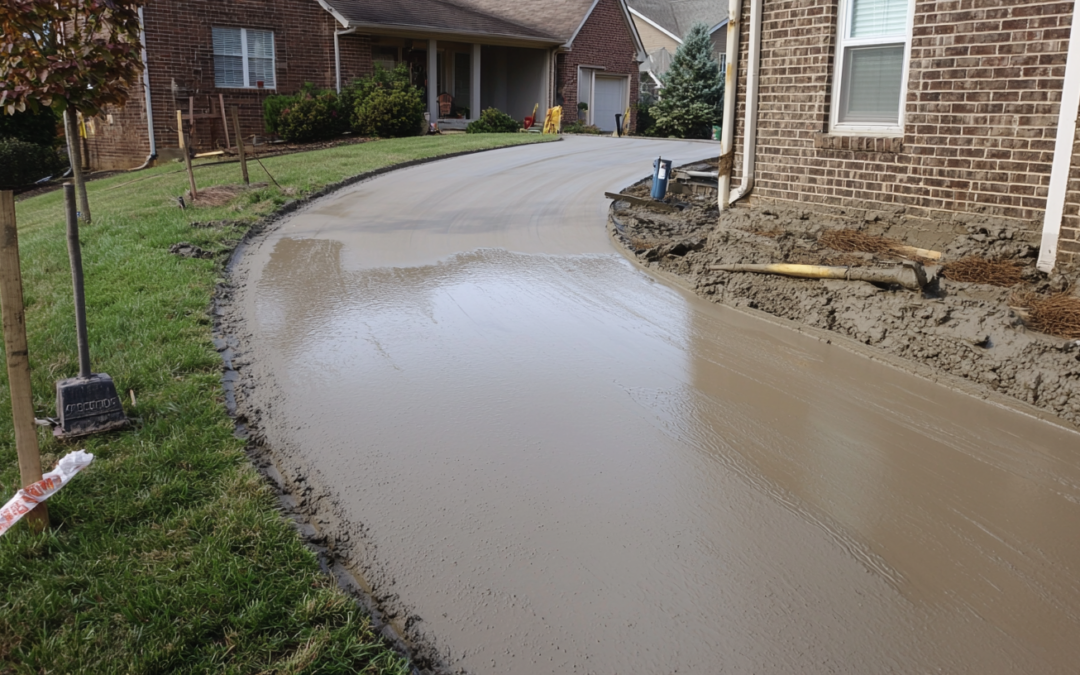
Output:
[
  {"xmin": 213, "ymin": 27, "xmax": 276, "ymax": 89},
  {"xmin": 831, "ymin": 0, "xmax": 913, "ymax": 134}
]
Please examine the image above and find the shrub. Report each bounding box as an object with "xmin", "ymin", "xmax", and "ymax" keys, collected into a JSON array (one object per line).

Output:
[
  {"xmin": 466, "ymin": 108, "xmax": 521, "ymax": 134},
  {"xmin": 263, "ymin": 93, "xmax": 299, "ymax": 136},
  {"xmin": 0, "ymin": 108, "xmax": 60, "ymax": 147},
  {"xmin": 563, "ymin": 121, "xmax": 602, "ymax": 134},
  {"xmin": 651, "ymin": 22, "xmax": 723, "ymax": 139},
  {"xmin": 0, "ymin": 138, "xmax": 67, "ymax": 190},
  {"xmin": 633, "ymin": 96, "xmax": 661, "ymax": 137},
  {"xmin": 276, "ymin": 91, "xmax": 348, "ymax": 143},
  {"xmin": 352, "ymin": 86, "xmax": 425, "ymax": 138},
  {"xmin": 342, "ymin": 65, "xmax": 411, "ymax": 113}
]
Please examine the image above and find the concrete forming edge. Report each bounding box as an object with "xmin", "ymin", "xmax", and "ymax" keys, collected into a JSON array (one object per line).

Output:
[{"xmin": 212, "ymin": 139, "xmax": 563, "ymax": 675}]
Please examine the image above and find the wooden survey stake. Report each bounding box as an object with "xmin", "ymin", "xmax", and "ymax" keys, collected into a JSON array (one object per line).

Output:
[
  {"xmin": 177, "ymin": 110, "xmax": 198, "ymax": 199},
  {"xmin": 231, "ymin": 107, "xmax": 249, "ymax": 185},
  {"xmin": 0, "ymin": 191, "xmax": 48, "ymax": 532}
]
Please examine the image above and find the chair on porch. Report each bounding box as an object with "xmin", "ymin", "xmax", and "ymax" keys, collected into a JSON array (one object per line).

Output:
[{"xmin": 437, "ymin": 93, "xmax": 453, "ymax": 118}]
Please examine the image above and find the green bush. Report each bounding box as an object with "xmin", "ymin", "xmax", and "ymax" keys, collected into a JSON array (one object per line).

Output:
[
  {"xmin": 352, "ymin": 84, "xmax": 424, "ymax": 139},
  {"xmin": 342, "ymin": 65, "xmax": 411, "ymax": 114},
  {"xmin": 276, "ymin": 91, "xmax": 348, "ymax": 143},
  {"xmin": 0, "ymin": 138, "xmax": 67, "ymax": 190},
  {"xmin": 0, "ymin": 108, "xmax": 60, "ymax": 147},
  {"xmin": 651, "ymin": 22, "xmax": 723, "ymax": 139},
  {"xmin": 466, "ymin": 108, "xmax": 521, "ymax": 134},
  {"xmin": 563, "ymin": 121, "xmax": 603, "ymax": 134},
  {"xmin": 632, "ymin": 98, "xmax": 660, "ymax": 137},
  {"xmin": 263, "ymin": 93, "xmax": 298, "ymax": 136}
]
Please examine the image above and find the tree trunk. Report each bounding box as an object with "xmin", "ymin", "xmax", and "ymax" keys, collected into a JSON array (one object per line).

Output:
[{"xmin": 63, "ymin": 110, "xmax": 92, "ymax": 224}]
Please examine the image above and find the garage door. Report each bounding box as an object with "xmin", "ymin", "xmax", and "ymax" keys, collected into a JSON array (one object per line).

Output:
[{"xmin": 593, "ymin": 76, "xmax": 627, "ymax": 132}]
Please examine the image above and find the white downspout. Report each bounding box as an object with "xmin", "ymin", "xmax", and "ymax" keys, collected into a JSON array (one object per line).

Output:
[
  {"xmin": 729, "ymin": 0, "xmax": 762, "ymax": 205},
  {"xmin": 137, "ymin": 6, "xmax": 156, "ymax": 166},
  {"xmin": 335, "ymin": 27, "xmax": 357, "ymax": 94},
  {"xmin": 718, "ymin": 0, "xmax": 741, "ymax": 209},
  {"xmin": 1037, "ymin": 4, "xmax": 1080, "ymax": 273}
]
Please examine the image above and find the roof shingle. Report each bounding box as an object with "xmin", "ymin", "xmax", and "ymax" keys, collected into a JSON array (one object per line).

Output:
[{"xmin": 319, "ymin": 0, "xmax": 601, "ymax": 44}]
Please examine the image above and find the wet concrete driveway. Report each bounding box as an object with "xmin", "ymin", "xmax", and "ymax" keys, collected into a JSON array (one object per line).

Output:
[{"xmin": 233, "ymin": 137, "xmax": 1080, "ymax": 674}]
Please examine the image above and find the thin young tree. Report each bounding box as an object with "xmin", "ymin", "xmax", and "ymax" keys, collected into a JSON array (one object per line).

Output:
[
  {"xmin": 652, "ymin": 22, "xmax": 724, "ymax": 139},
  {"xmin": 0, "ymin": 0, "xmax": 145, "ymax": 222}
]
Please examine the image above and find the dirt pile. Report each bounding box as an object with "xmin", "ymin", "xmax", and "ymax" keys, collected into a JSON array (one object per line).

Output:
[{"xmin": 609, "ymin": 189, "xmax": 1080, "ymax": 426}]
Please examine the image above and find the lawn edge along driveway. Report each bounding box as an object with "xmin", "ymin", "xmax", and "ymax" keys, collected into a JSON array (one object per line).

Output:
[{"xmin": 0, "ymin": 133, "xmax": 557, "ymax": 674}]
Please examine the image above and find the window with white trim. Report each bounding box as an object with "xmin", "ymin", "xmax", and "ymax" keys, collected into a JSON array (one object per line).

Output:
[
  {"xmin": 213, "ymin": 27, "xmax": 276, "ymax": 89},
  {"xmin": 831, "ymin": 0, "xmax": 913, "ymax": 134}
]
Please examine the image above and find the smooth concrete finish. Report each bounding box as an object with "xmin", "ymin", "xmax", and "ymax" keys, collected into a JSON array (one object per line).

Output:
[{"xmin": 234, "ymin": 137, "xmax": 1080, "ymax": 674}]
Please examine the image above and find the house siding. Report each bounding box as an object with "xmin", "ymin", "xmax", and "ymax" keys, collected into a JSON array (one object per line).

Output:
[
  {"xmin": 731, "ymin": 0, "xmax": 1080, "ymax": 268},
  {"xmin": 559, "ymin": 0, "xmax": 641, "ymax": 129},
  {"xmin": 85, "ymin": 0, "xmax": 373, "ymax": 170},
  {"xmin": 634, "ymin": 16, "xmax": 680, "ymax": 55}
]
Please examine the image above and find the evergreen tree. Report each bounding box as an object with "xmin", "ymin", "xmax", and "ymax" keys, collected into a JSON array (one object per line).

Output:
[{"xmin": 652, "ymin": 23, "xmax": 724, "ymax": 139}]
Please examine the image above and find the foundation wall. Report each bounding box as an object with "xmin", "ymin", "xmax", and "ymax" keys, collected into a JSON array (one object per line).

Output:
[{"xmin": 731, "ymin": 0, "xmax": 1080, "ymax": 267}]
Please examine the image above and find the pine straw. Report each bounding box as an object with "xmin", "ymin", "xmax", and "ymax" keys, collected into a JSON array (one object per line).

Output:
[
  {"xmin": 740, "ymin": 225, "xmax": 783, "ymax": 238},
  {"xmin": 819, "ymin": 229, "xmax": 899, "ymax": 255},
  {"xmin": 188, "ymin": 182, "xmax": 268, "ymax": 207},
  {"xmin": 1010, "ymin": 291, "xmax": 1080, "ymax": 339},
  {"xmin": 941, "ymin": 256, "xmax": 1023, "ymax": 287}
]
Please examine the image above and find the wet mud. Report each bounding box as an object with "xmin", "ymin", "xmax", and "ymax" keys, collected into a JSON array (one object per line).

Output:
[
  {"xmin": 222, "ymin": 138, "xmax": 1080, "ymax": 674},
  {"xmin": 610, "ymin": 182, "xmax": 1080, "ymax": 427}
]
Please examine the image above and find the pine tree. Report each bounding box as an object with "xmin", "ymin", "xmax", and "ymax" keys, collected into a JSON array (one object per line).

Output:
[{"xmin": 652, "ymin": 23, "xmax": 724, "ymax": 139}]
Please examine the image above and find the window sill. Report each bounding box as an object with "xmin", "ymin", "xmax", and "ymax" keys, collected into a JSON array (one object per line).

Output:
[{"xmin": 814, "ymin": 133, "xmax": 903, "ymax": 153}]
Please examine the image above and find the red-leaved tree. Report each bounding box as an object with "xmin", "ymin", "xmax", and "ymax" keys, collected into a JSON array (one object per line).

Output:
[{"xmin": 0, "ymin": 0, "xmax": 144, "ymax": 221}]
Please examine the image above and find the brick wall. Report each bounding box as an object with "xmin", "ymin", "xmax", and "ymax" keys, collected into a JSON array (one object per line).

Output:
[
  {"xmin": 558, "ymin": 0, "xmax": 641, "ymax": 128},
  {"xmin": 1061, "ymin": 120, "xmax": 1080, "ymax": 265},
  {"xmin": 731, "ymin": 0, "xmax": 1080, "ymax": 267},
  {"xmin": 86, "ymin": 0, "xmax": 372, "ymax": 170}
]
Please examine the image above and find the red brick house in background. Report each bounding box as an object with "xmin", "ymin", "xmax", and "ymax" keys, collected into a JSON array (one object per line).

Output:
[
  {"xmin": 84, "ymin": 0, "xmax": 645, "ymax": 170},
  {"xmin": 719, "ymin": 0, "xmax": 1080, "ymax": 272}
]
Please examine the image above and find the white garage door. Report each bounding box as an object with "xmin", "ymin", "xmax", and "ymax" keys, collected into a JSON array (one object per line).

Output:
[{"xmin": 593, "ymin": 75, "xmax": 627, "ymax": 132}]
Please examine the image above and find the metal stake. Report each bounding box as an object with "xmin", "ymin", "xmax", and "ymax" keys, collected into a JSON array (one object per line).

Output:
[{"xmin": 65, "ymin": 184, "xmax": 91, "ymax": 378}]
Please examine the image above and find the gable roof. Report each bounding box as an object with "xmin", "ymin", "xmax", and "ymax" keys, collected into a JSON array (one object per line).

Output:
[
  {"xmin": 626, "ymin": 0, "xmax": 729, "ymax": 40},
  {"xmin": 317, "ymin": 0, "xmax": 601, "ymax": 45}
]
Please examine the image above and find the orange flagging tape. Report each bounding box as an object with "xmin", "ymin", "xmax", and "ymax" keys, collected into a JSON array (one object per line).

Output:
[{"xmin": 0, "ymin": 450, "xmax": 94, "ymax": 536}]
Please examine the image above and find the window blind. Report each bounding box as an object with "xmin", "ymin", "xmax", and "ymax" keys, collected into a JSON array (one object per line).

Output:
[
  {"xmin": 213, "ymin": 27, "xmax": 245, "ymax": 89},
  {"xmin": 247, "ymin": 29, "xmax": 275, "ymax": 89},
  {"xmin": 840, "ymin": 44, "xmax": 904, "ymax": 123},
  {"xmin": 850, "ymin": 0, "xmax": 909, "ymax": 38}
]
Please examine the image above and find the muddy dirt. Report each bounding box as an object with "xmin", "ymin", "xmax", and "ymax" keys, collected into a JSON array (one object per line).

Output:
[
  {"xmin": 610, "ymin": 175, "xmax": 1080, "ymax": 427},
  {"xmin": 216, "ymin": 138, "xmax": 1080, "ymax": 675}
]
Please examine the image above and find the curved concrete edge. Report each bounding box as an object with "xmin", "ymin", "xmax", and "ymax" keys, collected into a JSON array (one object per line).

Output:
[
  {"xmin": 212, "ymin": 140, "xmax": 564, "ymax": 675},
  {"xmin": 606, "ymin": 198, "xmax": 1080, "ymax": 437}
]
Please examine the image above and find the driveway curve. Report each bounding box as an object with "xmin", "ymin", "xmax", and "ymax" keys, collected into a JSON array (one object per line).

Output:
[{"xmin": 231, "ymin": 137, "xmax": 1080, "ymax": 674}]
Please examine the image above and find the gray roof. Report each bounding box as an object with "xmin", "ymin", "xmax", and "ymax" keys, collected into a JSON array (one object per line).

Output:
[
  {"xmin": 318, "ymin": 0, "xmax": 601, "ymax": 44},
  {"xmin": 628, "ymin": 0, "xmax": 729, "ymax": 39}
]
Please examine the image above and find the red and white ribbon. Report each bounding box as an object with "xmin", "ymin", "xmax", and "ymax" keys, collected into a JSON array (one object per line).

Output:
[{"xmin": 0, "ymin": 450, "xmax": 94, "ymax": 536}]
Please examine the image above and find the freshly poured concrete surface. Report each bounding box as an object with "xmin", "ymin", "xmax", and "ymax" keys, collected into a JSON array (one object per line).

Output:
[{"xmin": 234, "ymin": 138, "xmax": 1080, "ymax": 673}]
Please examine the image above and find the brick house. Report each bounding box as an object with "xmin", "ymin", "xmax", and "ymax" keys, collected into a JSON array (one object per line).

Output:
[
  {"xmin": 84, "ymin": 0, "xmax": 646, "ymax": 170},
  {"xmin": 719, "ymin": 0, "xmax": 1080, "ymax": 271}
]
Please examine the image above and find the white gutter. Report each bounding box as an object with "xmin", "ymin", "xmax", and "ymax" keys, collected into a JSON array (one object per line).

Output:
[
  {"xmin": 1037, "ymin": 4, "xmax": 1080, "ymax": 273},
  {"xmin": 138, "ymin": 6, "xmax": 156, "ymax": 163},
  {"xmin": 718, "ymin": 0, "xmax": 741, "ymax": 208},
  {"xmin": 729, "ymin": 0, "xmax": 762, "ymax": 205},
  {"xmin": 334, "ymin": 27, "xmax": 358, "ymax": 94}
]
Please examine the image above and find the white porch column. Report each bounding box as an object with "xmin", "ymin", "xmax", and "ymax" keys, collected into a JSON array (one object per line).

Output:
[
  {"xmin": 428, "ymin": 40, "xmax": 438, "ymax": 122},
  {"xmin": 471, "ymin": 43, "xmax": 482, "ymax": 121}
]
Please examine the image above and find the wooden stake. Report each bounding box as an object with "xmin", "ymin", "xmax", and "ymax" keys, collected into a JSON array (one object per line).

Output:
[
  {"xmin": 231, "ymin": 107, "xmax": 249, "ymax": 185},
  {"xmin": 218, "ymin": 95, "xmax": 230, "ymax": 149},
  {"xmin": 177, "ymin": 110, "xmax": 198, "ymax": 199},
  {"xmin": 0, "ymin": 192, "xmax": 48, "ymax": 532}
]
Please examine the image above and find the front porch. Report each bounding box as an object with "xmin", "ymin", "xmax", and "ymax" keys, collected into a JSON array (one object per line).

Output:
[{"xmin": 344, "ymin": 35, "xmax": 552, "ymax": 130}]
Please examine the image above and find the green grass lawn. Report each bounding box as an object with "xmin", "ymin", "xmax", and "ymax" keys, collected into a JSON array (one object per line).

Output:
[{"xmin": 0, "ymin": 133, "xmax": 557, "ymax": 673}]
